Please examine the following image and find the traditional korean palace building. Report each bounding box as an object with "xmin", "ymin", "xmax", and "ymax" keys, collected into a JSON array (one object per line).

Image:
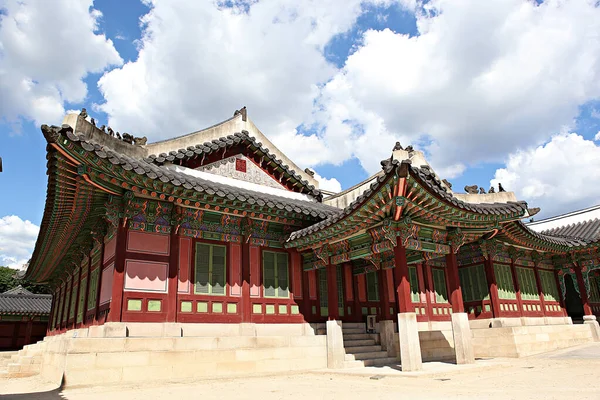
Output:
[{"xmin": 10, "ymin": 108, "xmax": 600, "ymax": 384}]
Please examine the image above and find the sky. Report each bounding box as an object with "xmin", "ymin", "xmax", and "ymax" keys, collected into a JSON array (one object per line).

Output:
[{"xmin": 1, "ymin": 0, "xmax": 600, "ymax": 269}]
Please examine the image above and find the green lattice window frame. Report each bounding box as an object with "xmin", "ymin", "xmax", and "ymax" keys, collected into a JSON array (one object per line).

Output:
[
  {"xmin": 588, "ymin": 274, "xmax": 600, "ymax": 303},
  {"xmin": 458, "ymin": 264, "xmax": 490, "ymax": 302},
  {"xmin": 336, "ymin": 265, "xmax": 345, "ymax": 316},
  {"xmin": 494, "ymin": 264, "xmax": 517, "ymax": 300},
  {"xmin": 69, "ymin": 283, "xmax": 78, "ymax": 320},
  {"xmin": 539, "ymin": 270, "xmax": 559, "ymax": 302},
  {"xmin": 432, "ymin": 268, "xmax": 448, "ymax": 304},
  {"xmin": 87, "ymin": 268, "xmax": 99, "ymax": 310},
  {"xmin": 77, "ymin": 276, "xmax": 87, "ymax": 323},
  {"xmin": 194, "ymin": 243, "xmax": 227, "ymax": 295},
  {"xmin": 517, "ymin": 267, "xmax": 539, "ymax": 301},
  {"xmin": 366, "ymin": 271, "xmax": 379, "ymax": 302},
  {"xmin": 408, "ymin": 266, "xmax": 420, "ymax": 303},
  {"xmin": 318, "ymin": 268, "xmax": 328, "ymax": 316},
  {"xmin": 263, "ymin": 251, "xmax": 289, "ymax": 299}
]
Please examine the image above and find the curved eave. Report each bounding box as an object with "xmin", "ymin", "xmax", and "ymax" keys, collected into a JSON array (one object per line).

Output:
[
  {"xmin": 286, "ymin": 158, "xmax": 531, "ymax": 250},
  {"xmin": 26, "ymin": 125, "xmax": 108, "ymax": 284},
  {"xmin": 497, "ymin": 220, "xmax": 594, "ymax": 253},
  {"xmin": 285, "ymin": 160, "xmax": 405, "ymax": 249},
  {"xmin": 403, "ymin": 165, "xmax": 529, "ymax": 227}
]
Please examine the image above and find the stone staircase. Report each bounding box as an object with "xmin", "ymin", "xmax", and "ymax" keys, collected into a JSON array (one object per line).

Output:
[
  {"xmin": 342, "ymin": 322, "xmax": 398, "ymax": 368},
  {"xmin": 0, "ymin": 344, "xmax": 44, "ymax": 378}
]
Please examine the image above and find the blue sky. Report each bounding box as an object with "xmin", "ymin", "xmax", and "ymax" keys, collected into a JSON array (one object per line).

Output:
[{"xmin": 2, "ymin": 0, "xmax": 600, "ymax": 267}]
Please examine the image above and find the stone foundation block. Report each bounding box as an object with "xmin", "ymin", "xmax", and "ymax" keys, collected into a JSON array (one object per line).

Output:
[
  {"xmin": 326, "ymin": 320, "xmax": 345, "ymax": 369},
  {"xmin": 379, "ymin": 320, "xmax": 395, "ymax": 357},
  {"xmin": 451, "ymin": 313, "xmax": 474, "ymax": 364},
  {"xmin": 397, "ymin": 313, "xmax": 422, "ymax": 371},
  {"xmin": 584, "ymin": 315, "xmax": 600, "ymax": 342}
]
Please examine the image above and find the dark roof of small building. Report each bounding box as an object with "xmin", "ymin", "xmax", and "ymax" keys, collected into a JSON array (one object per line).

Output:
[
  {"xmin": 146, "ymin": 131, "xmax": 322, "ymax": 198},
  {"xmin": 2, "ymin": 285, "xmax": 34, "ymax": 295},
  {"xmin": 65, "ymin": 129, "xmax": 340, "ymax": 219},
  {"xmin": 540, "ymin": 218, "xmax": 600, "ymax": 242},
  {"xmin": 0, "ymin": 291, "xmax": 52, "ymax": 316}
]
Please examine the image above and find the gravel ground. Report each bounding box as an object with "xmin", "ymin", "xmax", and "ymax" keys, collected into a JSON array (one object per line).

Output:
[{"xmin": 2, "ymin": 343, "xmax": 599, "ymax": 400}]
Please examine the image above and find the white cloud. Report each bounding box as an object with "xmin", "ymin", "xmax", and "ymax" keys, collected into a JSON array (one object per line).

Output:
[
  {"xmin": 313, "ymin": 0, "xmax": 600, "ymax": 174},
  {"xmin": 595, "ymin": 131, "xmax": 600, "ymax": 141},
  {"xmin": 0, "ymin": 215, "xmax": 39, "ymax": 270},
  {"xmin": 492, "ymin": 133, "xmax": 600, "ymax": 218},
  {"xmin": 96, "ymin": 0, "xmax": 391, "ymax": 169},
  {"xmin": 0, "ymin": 0, "xmax": 122, "ymax": 127},
  {"xmin": 312, "ymin": 171, "xmax": 343, "ymax": 193}
]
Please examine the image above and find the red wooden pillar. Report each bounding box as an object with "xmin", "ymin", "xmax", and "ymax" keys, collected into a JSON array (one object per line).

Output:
[
  {"xmin": 326, "ymin": 264, "xmax": 339, "ymax": 320},
  {"xmin": 166, "ymin": 229, "xmax": 180, "ymax": 322},
  {"xmin": 510, "ymin": 260, "xmax": 524, "ymax": 316},
  {"xmin": 533, "ymin": 265, "xmax": 546, "ymax": 316},
  {"xmin": 393, "ymin": 238, "xmax": 414, "ymax": 313},
  {"xmin": 107, "ymin": 223, "xmax": 127, "ymax": 322},
  {"xmin": 484, "ymin": 258, "xmax": 501, "ymax": 317},
  {"xmin": 378, "ymin": 267, "xmax": 391, "ymax": 320},
  {"xmin": 241, "ymin": 241, "xmax": 252, "ymax": 322},
  {"xmin": 574, "ymin": 265, "xmax": 593, "ymax": 316},
  {"xmin": 445, "ymin": 251, "xmax": 464, "ymax": 313}
]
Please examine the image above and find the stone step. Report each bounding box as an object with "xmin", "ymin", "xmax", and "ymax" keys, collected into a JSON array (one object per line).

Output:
[
  {"xmin": 342, "ymin": 328, "xmax": 366, "ymax": 335},
  {"xmin": 342, "ymin": 357, "xmax": 399, "ymax": 368},
  {"xmin": 345, "ymin": 351, "xmax": 391, "ymax": 361},
  {"xmin": 345, "ymin": 345, "xmax": 383, "ymax": 354},
  {"xmin": 343, "ymin": 333, "xmax": 372, "ymax": 340},
  {"xmin": 343, "ymin": 339, "xmax": 376, "ymax": 347},
  {"xmin": 342, "ymin": 323, "xmax": 366, "ymax": 329}
]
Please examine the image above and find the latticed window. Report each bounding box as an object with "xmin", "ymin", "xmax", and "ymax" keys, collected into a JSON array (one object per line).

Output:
[
  {"xmin": 459, "ymin": 264, "xmax": 489, "ymax": 302},
  {"xmin": 517, "ymin": 267, "xmax": 539, "ymax": 301},
  {"xmin": 318, "ymin": 268, "xmax": 328, "ymax": 315},
  {"xmin": 195, "ymin": 243, "xmax": 227, "ymax": 295},
  {"xmin": 539, "ymin": 270, "xmax": 559, "ymax": 302},
  {"xmin": 77, "ymin": 277, "xmax": 87, "ymax": 323},
  {"xmin": 589, "ymin": 275, "xmax": 600, "ymax": 303},
  {"xmin": 408, "ymin": 266, "xmax": 420, "ymax": 303},
  {"xmin": 494, "ymin": 264, "xmax": 517, "ymax": 300},
  {"xmin": 58, "ymin": 288, "xmax": 66, "ymax": 325},
  {"xmin": 69, "ymin": 283, "xmax": 78, "ymax": 320},
  {"xmin": 336, "ymin": 265, "xmax": 345, "ymax": 316},
  {"xmin": 366, "ymin": 271, "xmax": 379, "ymax": 302},
  {"xmin": 87, "ymin": 268, "xmax": 99, "ymax": 310},
  {"xmin": 263, "ymin": 251, "xmax": 289, "ymax": 298},
  {"xmin": 432, "ymin": 268, "xmax": 448, "ymax": 303}
]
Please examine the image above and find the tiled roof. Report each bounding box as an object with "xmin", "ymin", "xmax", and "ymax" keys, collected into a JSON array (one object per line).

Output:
[
  {"xmin": 2, "ymin": 285, "xmax": 33, "ymax": 295},
  {"xmin": 146, "ymin": 131, "xmax": 322, "ymax": 198},
  {"xmin": 510, "ymin": 221, "xmax": 589, "ymax": 248},
  {"xmin": 65, "ymin": 130, "xmax": 340, "ymax": 220},
  {"xmin": 407, "ymin": 163, "xmax": 530, "ymax": 216},
  {"xmin": 288, "ymin": 159, "xmax": 530, "ymax": 242},
  {"xmin": 0, "ymin": 293, "xmax": 52, "ymax": 315},
  {"xmin": 540, "ymin": 218, "xmax": 600, "ymax": 242}
]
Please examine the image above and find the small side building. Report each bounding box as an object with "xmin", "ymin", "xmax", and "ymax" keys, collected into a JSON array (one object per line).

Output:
[{"xmin": 0, "ymin": 286, "xmax": 52, "ymax": 350}]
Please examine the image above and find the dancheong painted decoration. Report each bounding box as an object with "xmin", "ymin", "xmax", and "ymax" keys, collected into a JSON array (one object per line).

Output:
[{"xmin": 25, "ymin": 107, "xmax": 600, "ymax": 335}]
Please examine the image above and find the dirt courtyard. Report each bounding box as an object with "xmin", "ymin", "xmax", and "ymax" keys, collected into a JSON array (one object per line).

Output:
[{"xmin": 2, "ymin": 343, "xmax": 600, "ymax": 400}]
